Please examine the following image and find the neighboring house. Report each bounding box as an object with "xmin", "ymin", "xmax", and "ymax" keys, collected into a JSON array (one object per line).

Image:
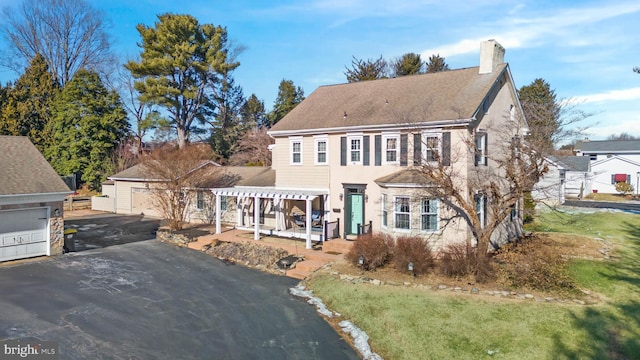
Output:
[
  {"xmin": 532, "ymin": 156, "xmax": 592, "ymax": 207},
  {"xmin": 0, "ymin": 136, "xmax": 72, "ymax": 262},
  {"xmin": 212, "ymin": 39, "xmax": 525, "ymax": 251},
  {"xmin": 93, "ymin": 162, "xmax": 274, "ymax": 221},
  {"xmin": 575, "ymin": 139, "xmax": 640, "ymax": 194}
]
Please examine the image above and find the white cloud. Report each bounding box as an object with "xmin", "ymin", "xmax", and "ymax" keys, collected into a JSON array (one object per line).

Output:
[
  {"xmin": 573, "ymin": 87, "xmax": 640, "ymax": 104},
  {"xmin": 420, "ymin": 2, "xmax": 640, "ymax": 58}
]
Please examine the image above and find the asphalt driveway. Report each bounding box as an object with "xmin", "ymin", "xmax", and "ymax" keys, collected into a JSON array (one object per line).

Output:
[
  {"xmin": 64, "ymin": 213, "xmax": 161, "ymax": 251},
  {"xmin": 0, "ymin": 240, "xmax": 358, "ymax": 359}
]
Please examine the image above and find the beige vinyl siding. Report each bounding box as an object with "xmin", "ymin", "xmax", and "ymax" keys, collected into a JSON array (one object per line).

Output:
[{"xmin": 273, "ymin": 136, "xmax": 330, "ymax": 189}]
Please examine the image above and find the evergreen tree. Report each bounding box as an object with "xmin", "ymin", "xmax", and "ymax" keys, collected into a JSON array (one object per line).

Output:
[
  {"xmin": 393, "ymin": 53, "xmax": 424, "ymax": 77},
  {"xmin": 0, "ymin": 54, "xmax": 59, "ymax": 152},
  {"xmin": 209, "ymin": 74, "xmax": 246, "ymax": 160},
  {"xmin": 46, "ymin": 69, "xmax": 129, "ymax": 189},
  {"xmin": 425, "ymin": 54, "xmax": 450, "ymax": 73},
  {"xmin": 518, "ymin": 78, "xmax": 560, "ymax": 152},
  {"xmin": 125, "ymin": 14, "xmax": 239, "ymax": 149},
  {"xmin": 241, "ymin": 94, "xmax": 267, "ymax": 128},
  {"xmin": 344, "ymin": 55, "xmax": 389, "ymax": 82},
  {"xmin": 267, "ymin": 80, "xmax": 304, "ymax": 127}
]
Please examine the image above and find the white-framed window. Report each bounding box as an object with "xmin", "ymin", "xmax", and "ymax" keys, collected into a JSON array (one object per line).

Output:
[
  {"xmin": 475, "ymin": 193, "xmax": 487, "ymax": 228},
  {"xmin": 196, "ymin": 191, "xmax": 205, "ymax": 210},
  {"xmin": 381, "ymin": 194, "xmax": 388, "ymax": 228},
  {"xmin": 475, "ymin": 132, "xmax": 487, "ymax": 166},
  {"xmin": 423, "ymin": 132, "xmax": 441, "ymax": 163},
  {"xmin": 314, "ymin": 135, "xmax": 328, "ymax": 165},
  {"xmin": 383, "ymin": 133, "xmax": 400, "ymax": 164},
  {"xmin": 348, "ymin": 135, "xmax": 362, "ymax": 165},
  {"xmin": 421, "ymin": 198, "xmax": 439, "ymax": 231},
  {"xmin": 510, "ymin": 104, "xmax": 516, "ymax": 121},
  {"xmin": 394, "ymin": 196, "xmax": 411, "ymax": 230},
  {"xmin": 290, "ymin": 137, "xmax": 303, "ymax": 165},
  {"xmin": 220, "ymin": 195, "xmax": 228, "ymax": 211},
  {"xmin": 510, "ymin": 200, "xmax": 518, "ymax": 221}
]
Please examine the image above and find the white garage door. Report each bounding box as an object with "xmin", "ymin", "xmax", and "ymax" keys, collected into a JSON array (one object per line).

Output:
[{"xmin": 0, "ymin": 208, "xmax": 49, "ymax": 262}]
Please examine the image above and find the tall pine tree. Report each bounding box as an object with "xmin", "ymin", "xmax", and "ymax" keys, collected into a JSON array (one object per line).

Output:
[
  {"xmin": 0, "ymin": 54, "xmax": 58, "ymax": 152},
  {"xmin": 267, "ymin": 80, "xmax": 304, "ymax": 127},
  {"xmin": 46, "ymin": 69, "xmax": 129, "ymax": 189}
]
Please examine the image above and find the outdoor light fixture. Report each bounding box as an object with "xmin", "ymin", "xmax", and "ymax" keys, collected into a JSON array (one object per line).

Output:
[
  {"xmin": 54, "ymin": 209, "xmax": 60, "ymax": 217},
  {"xmin": 365, "ymin": 194, "xmax": 369, "ymax": 203},
  {"xmin": 339, "ymin": 193, "xmax": 343, "ymax": 201}
]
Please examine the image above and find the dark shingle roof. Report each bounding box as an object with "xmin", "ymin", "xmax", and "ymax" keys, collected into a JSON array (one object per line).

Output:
[
  {"xmin": 269, "ymin": 64, "xmax": 508, "ymax": 133},
  {"xmin": 0, "ymin": 136, "xmax": 71, "ymax": 196},
  {"xmin": 580, "ymin": 140, "xmax": 640, "ymax": 153},
  {"xmin": 549, "ymin": 156, "xmax": 590, "ymax": 172}
]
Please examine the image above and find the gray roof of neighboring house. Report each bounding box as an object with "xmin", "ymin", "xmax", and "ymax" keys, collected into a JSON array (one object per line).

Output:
[
  {"xmin": 549, "ymin": 156, "xmax": 590, "ymax": 172},
  {"xmin": 0, "ymin": 136, "xmax": 71, "ymax": 196},
  {"xmin": 269, "ymin": 64, "xmax": 509, "ymax": 133},
  {"xmin": 109, "ymin": 163, "xmax": 274, "ymax": 188},
  {"xmin": 579, "ymin": 140, "xmax": 640, "ymax": 153}
]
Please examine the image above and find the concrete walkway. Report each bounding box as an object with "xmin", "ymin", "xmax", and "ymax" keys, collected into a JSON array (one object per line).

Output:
[{"xmin": 188, "ymin": 226, "xmax": 353, "ymax": 279}]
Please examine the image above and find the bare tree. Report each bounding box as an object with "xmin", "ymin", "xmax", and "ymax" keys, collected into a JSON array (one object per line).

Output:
[
  {"xmin": 142, "ymin": 144, "xmax": 223, "ymax": 230},
  {"xmin": 1, "ymin": 0, "xmax": 113, "ymax": 86},
  {"xmin": 229, "ymin": 127, "xmax": 274, "ymax": 166}
]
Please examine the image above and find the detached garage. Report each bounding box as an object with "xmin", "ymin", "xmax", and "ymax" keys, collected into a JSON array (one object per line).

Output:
[{"xmin": 0, "ymin": 136, "xmax": 72, "ymax": 262}]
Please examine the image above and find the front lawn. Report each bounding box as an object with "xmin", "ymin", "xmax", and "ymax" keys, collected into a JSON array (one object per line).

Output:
[{"xmin": 306, "ymin": 209, "xmax": 640, "ymax": 359}]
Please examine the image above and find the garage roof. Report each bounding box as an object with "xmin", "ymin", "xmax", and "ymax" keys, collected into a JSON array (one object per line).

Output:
[{"xmin": 0, "ymin": 136, "xmax": 72, "ymax": 196}]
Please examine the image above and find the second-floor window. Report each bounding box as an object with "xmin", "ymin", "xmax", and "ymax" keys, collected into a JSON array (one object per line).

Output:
[
  {"xmin": 350, "ymin": 136, "xmax": 362, "ymax": 164},
  {"xmin": 383, "ymin": 134, "xmax": 399, "ymax": 164},
  {"xmin": 290, "ymin": 137, "xmax": 303, "ymax": 165},
  {"xmin": 475, "ymin": 132, "xmax": 488, "ymax": 166},
  {"xmin": 424, "ymin": 133, "xmax": 441, "ymax": 163},
  {"xmin": 314, "ymin": 136, "xmax": 328, "ymax": 165},
  {"xmin": 475, "ymin": 193, "xmax": 487, "ymax": 228}
]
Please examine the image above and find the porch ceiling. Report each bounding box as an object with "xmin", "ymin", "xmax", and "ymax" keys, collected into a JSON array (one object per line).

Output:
[{"xmin": 211, "ymin": 187, "xmax": 328, "ymax": 200}]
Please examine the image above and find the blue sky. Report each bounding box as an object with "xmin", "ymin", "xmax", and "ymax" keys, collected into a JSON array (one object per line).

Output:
[{"xmin": 2, "ymin": 0, "xmax": 639, "ymax": 141}]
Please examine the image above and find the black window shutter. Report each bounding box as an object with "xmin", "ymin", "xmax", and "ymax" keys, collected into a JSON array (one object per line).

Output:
[
  {"xmin": 413, "ymin": 133, "xmax": 422, "ymax": 165},
  {"xmin": 363, "ymin": 136, "xmax": 370, "ymax": 166},
  {"xmin": 400, "ymin": 134, "xmax": 408, "ymax": 166},
  {"xmin": 611, "ymin": 174, "xmax": 615, "ymax": 184},
  {"xmin": 374, "ymin": 135, "xmax": 382, "ymax": 166},
  {"xmin": 340, "ymin": 136, "xmax": 347, "ymax": 166},
  {"xmin": 442, "ymin": 132, "xmax": 451, "ymax": 166}
]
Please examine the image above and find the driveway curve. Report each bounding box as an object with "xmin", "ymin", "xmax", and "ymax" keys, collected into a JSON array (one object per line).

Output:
[{"xmin": 0, "ymin": 240, "xmax": 358, "ymax": 359}]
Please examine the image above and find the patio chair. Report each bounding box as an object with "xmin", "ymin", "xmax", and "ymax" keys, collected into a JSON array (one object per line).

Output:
[
  {"xmin": 293, "ymin": 213, "xmax": 306, "ymax": 227},
  {"xmin": 311, "ymin": 211, "xmax": 322, "ymax": 226}
]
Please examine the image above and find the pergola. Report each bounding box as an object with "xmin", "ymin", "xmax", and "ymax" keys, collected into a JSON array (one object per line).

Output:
[{"xmin": 211, "ymin": 187, "xmax": 329, "ymax": 249}]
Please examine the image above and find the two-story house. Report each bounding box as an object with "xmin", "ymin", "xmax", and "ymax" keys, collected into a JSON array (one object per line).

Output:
[{"xmin": 212, "ymin": 40, "xmax": 525, "ymax": 251}]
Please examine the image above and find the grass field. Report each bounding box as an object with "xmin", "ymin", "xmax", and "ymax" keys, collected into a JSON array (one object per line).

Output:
[{"xmin": 307, "ymin": 209, "xmax": 640, "ymax": 359}]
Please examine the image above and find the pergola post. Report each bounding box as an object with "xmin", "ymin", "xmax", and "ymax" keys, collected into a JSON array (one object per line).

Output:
[
  {"xmin": 305, "ymin": 198, "xmax": 312, "ymax": 249},
  {"xmin": 236, "ymin": 197, "xmax": 242, "ymax": 228},
  {"xmin": 215, "ymin": 192, "xmax": 221, "ymax": 234},
  {"xmin": 254, "ymin": 195, "xmax": 260, "ymax": 240}
]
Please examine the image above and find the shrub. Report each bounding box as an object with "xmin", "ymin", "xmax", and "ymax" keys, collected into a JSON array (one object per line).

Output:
[
  {"xmin": 438, "ymin": 243, "xmax": 494, "ymax": 283},
  {"xmin": 615, "ymin": 182, "xmax": 634, "ymax": 196},
  {"xmin": 494, "ymin": 236, "xmax": 575, "ymax": 293},
  {"xmin": 345, "ymin": 232, "xmax": 394, "ymax": 271},
  {"xmin": 393, "ymin": 235, "xmax": 434, "ymax": 275}
]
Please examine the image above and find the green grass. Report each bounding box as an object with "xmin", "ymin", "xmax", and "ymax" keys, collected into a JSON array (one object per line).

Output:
[{"xmin": 308, "ymin": 209, "xmax": 640, "ymax": 359}]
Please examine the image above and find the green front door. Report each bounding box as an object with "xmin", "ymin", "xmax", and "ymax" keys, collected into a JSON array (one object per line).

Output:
[{"xmin": 349, "ymin": 193, "xmax": 364, "ymax": 234}]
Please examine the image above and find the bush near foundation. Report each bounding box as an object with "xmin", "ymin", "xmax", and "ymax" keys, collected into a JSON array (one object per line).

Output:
[
  {"xmin": 438, "ymin": 243, "xmax": 494, "ymax": 283},
  {"xmin": 393, "ymin": 235, "xmax": 434, "ymax": 275},
  {"xmin": 345, "ymin": 232, "xmax": 394, "ymax": 271}
]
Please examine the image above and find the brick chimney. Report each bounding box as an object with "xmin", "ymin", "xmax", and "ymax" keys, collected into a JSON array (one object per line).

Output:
[{"xmin": 479, "ymin": 39, "xmax": 505, "ymax": 74}]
